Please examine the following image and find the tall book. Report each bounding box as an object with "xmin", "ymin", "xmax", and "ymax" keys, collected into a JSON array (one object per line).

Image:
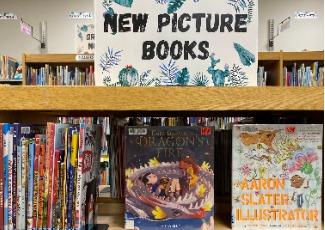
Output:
[
  {"xmin": 75, "ymin": 123, "xmax": 102, "ymax": 230},
  {"xmin": 232, "ymin": 124, "xmax": 323, "ymax": 229},
  {"xmin": 124, "ymin": 126, "xmax": 215, "ymax": 230},
  {"xmin": 67, "ymin": 126, "xmax": 79, "ymax": 229},
  {"xmin": 0, "ymin": 124, "xmax": 3, "ymax": 230},
  {"xmin": 2, "ymin": 123, "xmax": 14, "ymax": 230}
]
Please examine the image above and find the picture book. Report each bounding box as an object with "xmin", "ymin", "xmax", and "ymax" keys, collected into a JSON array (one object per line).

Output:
[
  {"xmin": 75, "ymin": 123, "xmax": 102, "ymax": 230},
  {"xmin": 232, "ymin": 124, "xmax": 323, "ymax": 229},
  {"xmin": 124, "ymin": 126, "xmax": 214, "ymax": 230}
]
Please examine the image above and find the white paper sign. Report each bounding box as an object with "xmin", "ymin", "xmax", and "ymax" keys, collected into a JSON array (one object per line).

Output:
[
  {"xmin": 95, "ymin": 0, "xmax": 258, "ymax": 86},
  {"xmin": 75, "ymin": 24, "xmax": 95, "ymax": 54}
]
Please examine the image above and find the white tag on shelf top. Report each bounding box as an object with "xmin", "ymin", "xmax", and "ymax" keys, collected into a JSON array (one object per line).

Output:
[
  {"xmin": 69, "ymin": 12, "xmax": 93, "ymax": 19},
  {"xmin": 76, "ymin": 54, "xmax": 94, "ymax": 61},
  {"xmin": 295, "ymin": 11, "xmax": 317, "ymax": 19},
  {"xmin": 0, "ymin": 13, "xmax": 17, "ymax": 20}
]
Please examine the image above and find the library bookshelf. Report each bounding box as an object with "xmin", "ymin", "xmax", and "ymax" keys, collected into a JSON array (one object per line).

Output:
[
  {"xmin": 22, "ymin": 51, "xmax": 324, "ymax": 86},
  {"xmin": 3, "ymin": 51, "xmax": 324, "ymax": 229}
]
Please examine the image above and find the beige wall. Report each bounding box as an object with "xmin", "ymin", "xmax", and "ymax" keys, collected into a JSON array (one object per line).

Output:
[{"xmin": 0, "ymin": 0, "xmax": 324, "ymax": 60}]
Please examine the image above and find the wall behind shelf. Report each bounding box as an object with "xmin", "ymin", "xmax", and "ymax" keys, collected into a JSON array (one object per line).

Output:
[
  {"xmin": 258, "ymin": 0, "xmax": 324, "ymax": 51},
  {"xmin": 0, "ymin": 0, "xmax": 324, "ymax": 60}
]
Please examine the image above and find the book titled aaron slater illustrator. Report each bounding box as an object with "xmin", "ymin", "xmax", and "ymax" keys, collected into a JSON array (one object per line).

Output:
[
  {"xmin": 232, "ymin": 124, "xmax": 323, "ymax": 229},
  {"xmin": 124, "ymin": 126, "xmax": 214, "ymax": 230}
]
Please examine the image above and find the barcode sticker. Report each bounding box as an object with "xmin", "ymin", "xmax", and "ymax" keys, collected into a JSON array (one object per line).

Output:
[
  {"xmin": 128, "ymin": 128, "xmax": 147, "ymax": 135},
  {"xmin": 21, "ymin": 127, "xmax": 30, "ymax": 134}
]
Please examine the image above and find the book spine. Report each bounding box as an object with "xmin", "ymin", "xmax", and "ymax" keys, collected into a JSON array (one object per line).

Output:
[
  {"xmin": 32, "ymin": 137, "xmax": 40, "ymax": 229},
  {"xmin": 72, "ymin": 158, "xmax": 78, "ymax": 229},
  {"xmin": 12, "ymin": 127, "xmax": 17, "ymax": 230},
  {"xmin": 59, "ymin": 150, "xmax": 65, "ymax": 230},
  {"xmin": 75, "ymin": 124, "xmax": 85, "ymax": 230},
  {"xmin": 21, "ymin": 139, "xmax": 28, "ymax": 230},
  {"xmin": 7, "ymin": 127, "xmax": 13, "ymax": 230},
  {"xmin": 27, "ymin": 141, "xmax": 35, "ymax": 229},
  {"xmin": 51, "ymin": 150, "xmax": 60, "ymax": 229},
  {"xmin": 16, "ymin": 139, "xmax": 21, "ymax": 230},
  {"xmin": 67, "ymin": 132, "xmax": 78, "ymax": 229},
  {"xmin": 43, "ymin": 123, "xmax": 54, "ymax": 229},
  {"xmin": 37, "ymin": 142, "xmax": 46, "ymax": 229},
  {"xmin": 61, "ymin": 128, "xmax": 68, "ymax": 230},
  {"xmin": 0, "ymin": 124, "xmax": 4, "ymax": 230},
  {"xmin": 46, "ymin": 124, "xmax": 55, "ymax": 229}
]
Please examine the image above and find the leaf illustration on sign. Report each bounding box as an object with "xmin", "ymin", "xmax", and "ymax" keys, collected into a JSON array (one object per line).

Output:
[
  {"xmin": 168, "ymin": 0, "xmax": 186, "ymax": 14},
  {"xmin": 113, "ymin": 0, "xmax": 133, "ymax": 7},
  {"xmin": 233, "ymin": 42, "xmax": 255, "ymax": 66}
]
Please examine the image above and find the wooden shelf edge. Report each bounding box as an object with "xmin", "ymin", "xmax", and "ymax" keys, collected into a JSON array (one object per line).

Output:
[
  {"xmin": 282, "ymin": 51, "xmax": 324, "ymax": 61},
  {"xmin": 23, "ymin": 53, "xmax": 94, "ymax": 63},
  {"xmin": 0, "ymin": 86, "xmax": 323, "ymax": 112}
]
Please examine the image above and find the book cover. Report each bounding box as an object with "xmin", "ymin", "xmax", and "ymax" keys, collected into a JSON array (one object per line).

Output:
[
  {"xmin": 232, "ymin": 124, "xmax": 323, "ymax": 229},
  {"xmin": 124, "ymin": 126, "xmax": 214, "ymax": 230},
  {"xmin": 75, "ymin": 123, "xmax": 102, "ymax": 230},
  {"xmin": 0, "ymin": 124, "xmax": 4, "ymax": 230}
]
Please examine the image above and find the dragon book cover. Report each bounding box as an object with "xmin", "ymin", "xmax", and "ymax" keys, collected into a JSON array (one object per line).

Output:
[
  {"xmin": 232, "ymin": 124, "xmax": 323, "ymax": 229},
  {"xmin": 124, "ymin": 126, "xmax": 214, "ymax": 230}
]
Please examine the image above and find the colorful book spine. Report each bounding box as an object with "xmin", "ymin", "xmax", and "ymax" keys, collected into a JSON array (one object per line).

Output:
[
  {"xmin": 37, "ymin": 139, "xmax": 46, "ymax": 229},
  {"xmin": 51, "ymin": 149, "xmax": 60, "ymax": 228},
  {"xmin": 59, "ymin": 149, "xmax": 66, "ymax": 230},
  {"xmin": 27, "ymin": 141, "xmax": 35, "ymax": 229},
  {"xmin": 33, "ymin": 135, "xmax": 41, "ymax": 229},
  {"xmin": 43, "ymin": 122, "xmax": 54, "ymax": 229},
  {"xmin": 0, "ymin": 124, "xmax": 4, "ymax": 230},
  {"xmin": 21, "ymin": 139, "xmax": 28, "ymax": 230},
  {"xmin": 75, "ymin": 123, "xmax": 84, "ymax": 230},
  {"xmin": 46, "ymin": 123, "xmax": 55, "ymax": 229},
  {"xmin": 67, "ymin": 131, "xmax": 78, "ymax": 229},
  {"xmin": 6, "ymin": 125, "xmax": 13, "ymax": 230},
  {"xmin": 16, "ymin": 138, "xmax": 21, "ymax": 230},
  {"xmin": 61, "ymin": 128, "xmax": 69, "ymax": 230}
]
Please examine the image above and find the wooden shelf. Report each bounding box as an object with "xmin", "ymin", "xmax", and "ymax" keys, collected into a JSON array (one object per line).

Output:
[
  {"xmin": 0, "ymin": 86, "xmax": 323, "ymax": 112},
  {"xmin": 258, "ymin": 51, "xmax": 280, "ymax": 61},
  {"xmin": 23, "ymin": 53, "xmax": 93, "ymax": 63},
  {"xmin": 283, "ymin": 51, "xmax": 324, "ymax": 61}
]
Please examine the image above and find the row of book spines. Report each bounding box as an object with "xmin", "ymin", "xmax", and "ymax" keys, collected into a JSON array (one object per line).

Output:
[
  {"xmin": 0, "ymin": 123, "xmax": 90, "ymax": 230},
  {"xmin": 26, "ymin": 65, "xmax": 94, "ymax": 86},
  {"xmin": 128, "ymin": 117, "xmax": 249, "ymax": 130},
  {"xmin": 0, "ymin": 55, "xmax": 19, "ymax": 80},
  {"xmin": 283, "ymin": 62, "xmax": 324, "ymax": 86}
]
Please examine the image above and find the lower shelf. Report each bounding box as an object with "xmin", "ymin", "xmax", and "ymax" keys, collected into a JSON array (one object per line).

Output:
[{"xmin": 97, "ymin": 213, "xmax": 231, "ymax": 230}]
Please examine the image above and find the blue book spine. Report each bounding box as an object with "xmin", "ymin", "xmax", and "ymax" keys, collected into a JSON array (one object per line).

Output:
[{"xmin": 3, "ymin": 124, "xmax": 14, "ymax": 230}]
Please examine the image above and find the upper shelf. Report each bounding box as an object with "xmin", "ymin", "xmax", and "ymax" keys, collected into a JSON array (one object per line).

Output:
[{"xmin": 0, "ymin": 86, "xmax": 323, "ymax": 115}]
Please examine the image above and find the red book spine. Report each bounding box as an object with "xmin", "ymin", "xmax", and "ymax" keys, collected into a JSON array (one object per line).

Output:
[
  {"xmin": 44, "ymin": 122, "xmax": 54, "ymax": 228},
  {"xmin": 51, "ymin": 149, "xmax": 60, "ymax": 228},
  {"xmin": 0, "ymin": 124, "xmax": 4, "ymax": 230}
]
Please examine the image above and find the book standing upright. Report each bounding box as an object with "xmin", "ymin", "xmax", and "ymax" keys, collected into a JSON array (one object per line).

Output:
[
  {"xmin": 124, "ymin": 126, "xmax": 214, "ymax": 230},
  {"xmin": 232, "ymin": 124, "xmax": 323, "ymax": 229}
]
